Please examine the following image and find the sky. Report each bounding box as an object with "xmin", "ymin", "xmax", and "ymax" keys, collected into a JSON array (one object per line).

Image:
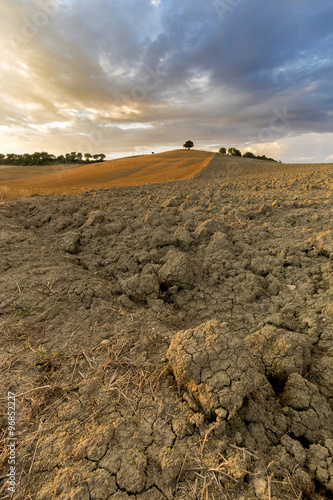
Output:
[{"xmin": 1, "ymin": 0, "xmax": 333, "ymax": 162}]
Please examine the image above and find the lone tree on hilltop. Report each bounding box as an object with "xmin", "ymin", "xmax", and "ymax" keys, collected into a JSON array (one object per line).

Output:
[
  {"xmin": 183, "ymin": 140, "xmax": 194, "ymax": 150},
  {"xmin": 219, "ymin": 147, "xmax": 227, "ymax": 154}
]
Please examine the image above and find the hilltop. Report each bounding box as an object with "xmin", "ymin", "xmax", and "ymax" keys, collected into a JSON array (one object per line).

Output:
[{"xmin": 0, "ymin": 154, "xmax": 333, "ymax": 499}]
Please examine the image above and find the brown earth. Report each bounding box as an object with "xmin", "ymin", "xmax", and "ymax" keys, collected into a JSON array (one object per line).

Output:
[
  {"xmin": 0, "ymin": 153, "xmax": 333, "ymax": 499},
  {"xmin": 0, "ymin": 150, "xmax": 214, "ymax": 199}
]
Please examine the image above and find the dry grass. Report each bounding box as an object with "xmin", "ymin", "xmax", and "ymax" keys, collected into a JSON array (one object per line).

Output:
[
  {"xmin": 96, "ymin": 333, "xmax": 169, "ymax": 399},
  {"xmin": 174, "ymin": 448, "xmax": 248, "ymax": 499},
  {"xmin": 172, "ymin": 438, "xmax": 311, "ymax": 500},
  {"xmin": 0, "ymin": 150, "xmax": 214, "ymax": 199},
  {"xmin": 0, "ymin": 185, "xmax": 17, "ymax": 202}
]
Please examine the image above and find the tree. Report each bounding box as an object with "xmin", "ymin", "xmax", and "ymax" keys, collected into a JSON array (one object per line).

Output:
[
  {"xmin": 31, "ymin": 152, "xmax": 42, "ymax": 165},
  {"xmin": 243, "ymin": 151, "xmax": 277, "ymax": 162},
  {"xmin": 5, "ymin": 154, "xmax": 15, "ymax": 165},
  {"xmin": 40, "ymin": 151, "xmax": 51, "ymax": 164},
  {"xmin": 14, "ymin": 154, "xmax": 21, "ymax": 165},
  {"xmin": 84, "ymin": 153, "xmax": 92, "ymax": 162},
  {"xmin": 69, "ymin": 152, "xmax": 77, "ymax": 163},
  {"xmin": 228, "ymin": 147, "xmax": 242, "ymax": 157},
  {"xmin": 243, "ymin": 151, "xmax": 256, "ymax": 159},
  {"xmin": 98, "ymin": 153, "xmax": 106, "ymax": 162},
  {"xmin": 219, "ymin": 147, "xmax": 227, "ymax": 154},
  {"xmin": 183, "ymin": 140, "xmax": 194, "ymax": 150}
]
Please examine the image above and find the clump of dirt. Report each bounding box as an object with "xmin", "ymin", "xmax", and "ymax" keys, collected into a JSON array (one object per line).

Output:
[
  {"xmin": 245, "ymin": 324, "xmax": 311, "ymax": 387},
  {"xmin": 1, "ymin": 155, "xmax": 333, "ymax": 499},
  {"xmin": 167, "ymin": 320, "xmax": 265, "ymax": 420}
]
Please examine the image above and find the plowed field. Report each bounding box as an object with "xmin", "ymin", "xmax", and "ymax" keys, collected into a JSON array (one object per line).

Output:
[{"xmin": 1, "ymin": 154, "xmax": 333, "ymax": 499}]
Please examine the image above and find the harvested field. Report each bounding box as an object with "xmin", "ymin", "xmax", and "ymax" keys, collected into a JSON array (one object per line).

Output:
[
  {"xmin": 0, "ymin": 163, "xmax": 84, "ymax": 183},
  {"xmin": 0, "ymin": 150, "xmax": 214, "ymax": 200},
  {"xmin": 0, "ymin": 153, "xmax": 333, "ymax": 499}
]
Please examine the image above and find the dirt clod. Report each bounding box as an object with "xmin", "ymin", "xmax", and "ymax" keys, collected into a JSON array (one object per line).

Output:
[
  {"xmin": 245, "ymin": 324, "xmax": 311, "ymax": 382},
  {"xmin": 167, "ymin": 320, "xmax": 265, "ymax": 419}
]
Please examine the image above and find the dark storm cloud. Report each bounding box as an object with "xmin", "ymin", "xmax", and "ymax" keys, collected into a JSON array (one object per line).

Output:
[{"xmin": 0, "ymin": 0, "xmax": 332, "ymax": 160}]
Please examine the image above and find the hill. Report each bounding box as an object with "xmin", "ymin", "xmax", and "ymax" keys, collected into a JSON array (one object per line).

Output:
[{"xmin": 0, "ymin": 149, "xmax": 214, "ymax": 200}]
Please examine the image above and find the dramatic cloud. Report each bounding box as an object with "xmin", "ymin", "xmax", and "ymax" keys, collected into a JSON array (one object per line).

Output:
[{"xmin": 1, "ymin": 0, "xmax": 332, "ymax": 161}]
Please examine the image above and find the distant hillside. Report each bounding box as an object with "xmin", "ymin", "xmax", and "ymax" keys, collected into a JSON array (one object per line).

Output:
[{"xmin": 0, "ymin": 150, "xmax": 214, "ymax": 199}]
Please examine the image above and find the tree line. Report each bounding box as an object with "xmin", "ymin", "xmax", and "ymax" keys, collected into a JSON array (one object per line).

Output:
[
  {"xmin": 218, "ymin": 147, "xmax": 277, "ymax": 162},
  {"xmin": 183, "ymin": 141, "xmax": 277, "ymax": 162},
  {"xmin": 0, "ymin": 151, "xmax": 106, "ymax": 166}
]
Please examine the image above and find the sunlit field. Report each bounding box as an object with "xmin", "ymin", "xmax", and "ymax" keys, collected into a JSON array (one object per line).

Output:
[{"xmin": 0, "ymin": 150, "xmax": 214, "ymax": 200}]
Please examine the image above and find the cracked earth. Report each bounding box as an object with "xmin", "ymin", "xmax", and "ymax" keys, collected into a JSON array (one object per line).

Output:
[{"xmin": 1, "ymin": 154, "xmax": 333, "ymax": 499}]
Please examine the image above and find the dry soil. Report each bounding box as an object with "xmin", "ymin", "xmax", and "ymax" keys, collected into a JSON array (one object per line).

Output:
[{"xmin": 0, "ymin": 153, "xmax": 333, "ymax": 499}]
